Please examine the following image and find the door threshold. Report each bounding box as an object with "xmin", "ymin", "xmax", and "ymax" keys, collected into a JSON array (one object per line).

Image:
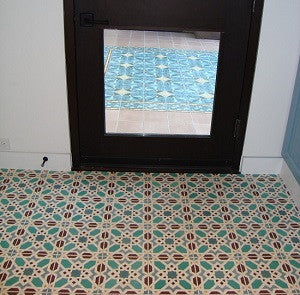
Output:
[{"xmin": 74, "ymin": 161, "xmax": 240, "ymax": 174}]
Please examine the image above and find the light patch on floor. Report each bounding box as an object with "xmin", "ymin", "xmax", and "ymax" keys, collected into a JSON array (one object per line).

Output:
[{"xmin": 105, "ymin": 110, "xmax": 212, "ymax": 135}]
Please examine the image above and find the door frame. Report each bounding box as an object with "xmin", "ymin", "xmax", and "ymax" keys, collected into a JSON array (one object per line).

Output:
[{"xmin": 63, "ymin": 0, "xmax": 264, "ymax": 172}]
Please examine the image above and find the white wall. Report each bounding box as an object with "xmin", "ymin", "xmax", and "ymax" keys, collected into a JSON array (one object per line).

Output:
[
  {"xmin": 241, "ymin": 0, "xmax": 300, "ymax": 173},
  {"xmin": 0, "ymin": 0, "xmax": 299, "ymax": 172},
  {"xmin": 0, "ymin": 0, "xmax": 71, "ymax": 170}
]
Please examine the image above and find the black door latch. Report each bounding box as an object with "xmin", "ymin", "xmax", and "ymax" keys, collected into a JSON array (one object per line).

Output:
[{"xmin": 80, "ymin": 13, "xmax": 109, "ymax": 27}]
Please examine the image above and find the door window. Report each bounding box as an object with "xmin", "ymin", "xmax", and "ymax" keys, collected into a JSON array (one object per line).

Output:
[{"xmin": 104, "ymin": 29, "xmax": 220, "ymax": 135}]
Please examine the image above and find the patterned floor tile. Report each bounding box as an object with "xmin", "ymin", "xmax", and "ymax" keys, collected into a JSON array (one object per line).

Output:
[
  {"xmin": 0, "ymin": 169, "xmax": 299, "ymax": 295},
  {"xmin": 104, "ymin": 46, "xmax": 218, "ymax": 112}
]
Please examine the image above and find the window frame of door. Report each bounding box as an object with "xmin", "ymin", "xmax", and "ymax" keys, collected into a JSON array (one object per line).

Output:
[{"xmin": 63, "ymin": 0, "xmax": 265, "ymax": 172}]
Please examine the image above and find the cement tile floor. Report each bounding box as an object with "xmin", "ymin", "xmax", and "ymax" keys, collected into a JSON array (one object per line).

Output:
[{"xmin": 0, "ymin": 169, "xmax": 299, "ymax": 295}]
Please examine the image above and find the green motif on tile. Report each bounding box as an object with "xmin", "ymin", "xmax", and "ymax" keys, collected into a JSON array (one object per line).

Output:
[
  {"xmin": 105, "ymin": 279, "xmax": 117, "ymax": 288},
  {"xmin": 81, "ymin": 279, "xmax": 92, "ymax": 288},
  {"xmin": 32, "ymin": 278, "xmax": 43, "ymax": 287},
  {"xmin": 228, "ymin": 280, "xmax": 240, "ymax": 289},
  {"xmin": 155, "ymin": 280, "xmax": 166, "ymax": 289},
  {"xmin": 5, "ymin": 277, "xmax": 19, "ymax": 286},
  {"xmin": 204, "ymin": 279, "xmax": 215, "ymax": 289}
]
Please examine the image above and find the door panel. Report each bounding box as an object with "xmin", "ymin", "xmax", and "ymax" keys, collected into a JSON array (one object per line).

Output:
[{"xmin": 72, "ymin": 0, "xmax": 254, "ymax": 170}]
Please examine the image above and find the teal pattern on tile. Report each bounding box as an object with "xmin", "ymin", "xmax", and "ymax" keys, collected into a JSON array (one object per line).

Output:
[
  {"xmin": 104, "ymin": 46, "xmax": 218, "ymax": 112},
  {"xmin": 0, "ymin": 169, "xmax": 299, "ymax": 295}
]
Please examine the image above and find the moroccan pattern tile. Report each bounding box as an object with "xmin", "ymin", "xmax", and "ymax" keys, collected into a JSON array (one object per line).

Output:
[
  {"xmin": 104, "ymin": 46, "xmax": 218, "ymax": 112},
  {"xmin": 0, "ymin": 169, "xmax": 299, "ymax": 295}
]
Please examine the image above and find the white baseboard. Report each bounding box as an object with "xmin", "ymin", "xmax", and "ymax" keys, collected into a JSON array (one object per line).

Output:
[
  {"xmin": 240, "ymin": 156, "xmax": 283, "ymax": 174},
  {"xmin": 0, "ymin": 151, "xmax": 71, "ymax": 171},
  {"xmin": 280, "ymin": 160, "xmax": 300, "ymax": 208}
]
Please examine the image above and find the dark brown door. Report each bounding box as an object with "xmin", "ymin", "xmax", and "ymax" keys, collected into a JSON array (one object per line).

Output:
[{"xmin": 70, "ymin": 0, "xmax": 259, "ymax": 172}]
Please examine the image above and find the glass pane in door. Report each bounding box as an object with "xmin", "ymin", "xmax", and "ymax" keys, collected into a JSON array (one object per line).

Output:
[{"xmin": 104, "ymin": 29, "xmax": 220, "ymax": 135}]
